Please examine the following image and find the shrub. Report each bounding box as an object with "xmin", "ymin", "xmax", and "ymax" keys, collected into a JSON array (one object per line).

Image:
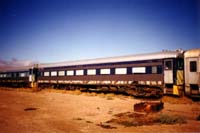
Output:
[
  {"xmin": 155, "ymin": 114, "xmax": 186, "ymax": 124},
  {"xmin": 73, "ymin": 117, "xmax": 83, "ymax": 120}
]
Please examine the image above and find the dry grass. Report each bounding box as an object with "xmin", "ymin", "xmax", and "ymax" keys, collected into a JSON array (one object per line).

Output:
[
  {"xmin": 66, "ymin": 90, "xmax": 82, "ymax": 95},
  {"xmin": 155, "ymin": 113, "xmax": 187, "ymax": 124},
  {"xmin": 96, "ymin": 123, "xmax": 117, "ymax": 129},
  {"xmin": 24, "ymin": 107, "xmax": 38, "ymax": 111},
  {"xmin": 162, "ymin": 96, "xmax": 193, "ymax": 104},
  {"xmin": 0, "ymin": 87, "xmax": 34, "ymax": 92},
  {"xmin": 41, "ymin": 88, "xmax": 65, "ymax": 93},
  {"xmin": 106, "ymin": 112, "xmax": 187, "ymax": 127},
  {"xmin": 191, "ymin": 106, "xmax": 200, "ymax": 112},
  {"xmin": 98, "ymin": 93, "xmax": 106, "ymax": 98},
  {"xmin": 86, "ymin": 120, "xmax": 93, "ymax": 123},
  {"xmin": 16, "ymin": 88, "xmax": 34, "ymax": 92},
  {"xmin": 105, "ymin": 93, "xmax": 115, "ymax": 100},
  {"xmin": 106, "ymin": 112, "xmax": 153, "ymax": 127},
  {"xmin": 116, "ymin": 94, "xmax": 129, "ymax": 100},
  {"xmin": 82, "ymin": 92, "xmax": 98, "ymax": 96},
  {"xmin": 73, "ymin": 117, "xmax": 84, "ymax": 121}
]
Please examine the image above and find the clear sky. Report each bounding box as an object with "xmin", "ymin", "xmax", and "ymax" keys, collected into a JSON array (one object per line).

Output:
[{"xmin": 0, "ymin": 0, "xmax": 199, "ymax": 64}]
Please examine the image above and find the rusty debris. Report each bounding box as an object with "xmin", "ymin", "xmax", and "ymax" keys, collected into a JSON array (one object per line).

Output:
[{"xmin": 134, "ymin": 101, "xmax": 164, "ymax": 113}]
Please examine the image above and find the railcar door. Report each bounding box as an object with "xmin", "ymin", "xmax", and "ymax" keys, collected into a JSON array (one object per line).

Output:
[
  {"xmin": 163, "ymin": 59, "xmax": 174, "ymax": 94},
  {"xmin": 29, "ymin": 66, "xmax": 38, "ymax": 88},
  {"xmin": 164, "ymin": 59, "xmax": 173, "ymax": 84}
]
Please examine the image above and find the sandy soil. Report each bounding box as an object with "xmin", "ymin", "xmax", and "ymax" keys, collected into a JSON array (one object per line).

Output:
[{"xmin": 0, "ymin": 88, "xmax": 200, "ymax": 133}]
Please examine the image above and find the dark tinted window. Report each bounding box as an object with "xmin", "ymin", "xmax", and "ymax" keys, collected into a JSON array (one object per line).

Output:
[
  {"xmin": 111, "ymin": 68, "xmax": 115, "ymax": 75},
  {"xmin": 157, "ymin": 66, "xmax": 163, "ymax": 74},
  {"xmin": 165, "ymin": 60, "xmax": 172, "ymax": 70},
  {"xmin": 84, "ymin": 69, "xmax": 87, "ymax": 75},
  {"xmin": 96, "ymin": 69, "xmax": 100, "ymax": 75},
  {"xmin": 145, "ymin": 66, "xmax": 151, "ymax": 74},
  {"xmin": 127, "ymin": 67, "xmax": 132, "ymax": 74},
  {"xmin": 190, "ymin": 61, "xmax": 197, "ymax": 72},
  {"xmin": 177, "ymin": 59, "xmax": 183, "ymax": 70}
]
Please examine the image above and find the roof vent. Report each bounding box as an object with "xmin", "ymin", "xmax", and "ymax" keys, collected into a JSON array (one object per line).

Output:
[
  {"xmin": 176, "ymin": 48, "xmax": 184, "ymax": 53},
  {"xmin": 162, "ymin": 49, "xmax": 169, "ymax": 52}
]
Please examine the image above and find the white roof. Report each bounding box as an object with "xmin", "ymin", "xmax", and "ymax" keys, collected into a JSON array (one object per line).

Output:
[
  {"xmin": 39, "ymin": 50, "xmax": 184, "ymax": 68},
  {"xmin": 0, "ymin": 66, "xmax": 31, "ymax": 73}
]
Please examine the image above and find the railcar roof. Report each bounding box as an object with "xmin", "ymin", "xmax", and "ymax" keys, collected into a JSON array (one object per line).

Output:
[
  {"xmin": 0, "ymin": 66, "xmax": 31, "ymax": 73},
  {"xmin": 39, "ymin": 50, "xmax": 184, "ymax": 68},
  {"xmin": 184, "ymin": 49, "xmax": 200, "ymax": 58}
]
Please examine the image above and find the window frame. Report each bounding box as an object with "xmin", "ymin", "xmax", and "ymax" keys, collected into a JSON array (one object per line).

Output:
[
  {"xmin": 87, "ymin": 69, "xmax": 96, "ymax": 75},
  {"xmin": 115, "ymin": 68, "xmax": 127, "ymax": 75},
  {"xmin": 66, "ymin": 70, "xmax": 74, "ymax": 76},
  {"xmin": 19, "ymin": 72, "xmax": 27, "ymax": 77},
  {"xmin": 164, "ymin": 59, "xmax": 173, "ymax": 70},
  {"xmin": 76, "ymin": 70, "xmax": 84, "ymax": 76},
  {"xmin": 151, "ymin": 66, "xmax": 157, "ymax": 74},
  {"xmin": 190, "ymin": 61, "xmax": 197, "ymax": 72},
  {"xmin": 51, "ymin": 71, "xmax": 57, "ymax": 76},
  {"xmin": 132, "ymin": 67, "xmax": 146, "ymax": 74},
  {"xmin": 58, "ymin": 71, "xmax": 65, "ymax": 76},
  {"xmin": 100, "ymin": 68, "xmax": 111, "ymax": 75},
  {"xmin": 44, "ymin": 71, "xmax": 50, "ymax": 77}
]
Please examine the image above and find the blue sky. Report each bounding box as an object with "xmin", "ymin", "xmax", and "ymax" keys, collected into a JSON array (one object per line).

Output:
[{"xmin": 0, "ymin": 0, "xmax": 199, "ymax": 64}]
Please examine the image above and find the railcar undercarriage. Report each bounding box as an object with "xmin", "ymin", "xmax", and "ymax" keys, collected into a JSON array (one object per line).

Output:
[{"xmin": 37, "ymin": 82, "xmax": 163, "ymax": 98}]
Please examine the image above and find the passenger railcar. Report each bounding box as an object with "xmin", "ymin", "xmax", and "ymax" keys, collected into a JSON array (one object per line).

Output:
[
  {"xmin": 0, "ymin": 49, "xmax": 199, "ymax": 98},
  {"xmin": 0, "ymin": 69, "xmax": 29, "ymax": 87},
  {"xmin": 36, "ymin": 50, "xmax": 184, "ymax": 97}
]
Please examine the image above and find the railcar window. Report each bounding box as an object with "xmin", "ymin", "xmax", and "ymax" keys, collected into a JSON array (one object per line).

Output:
[
  {"xmin": 76, "ymin": 70, "xmax": 84, "ymax": 75},
  {"xmin": 127, "ymin": 67, "xmax": 132, "ymax": 74},
  {"xmin": 100, "ymin": 69, "xmax": 110, "ymax": 75},
  {"xmin": 165, "ymin": 60, "xmax": 172, "ymax": 70},
  {"xmin": 8, "ymin": 73, "xmax": 12, "ymax": 78},
  {"xmin": 38, "ymin": 72, "xmax": 42, "ymax": 76},
  {"xmin": 152, "ymin": 66, "xmax": 157, "ymax": 74},
  {"xmin": 16, "ymin": 73, "xmax": 19, "ymax": 77},
  {"xmin": 190, "ymin": 61, "xmax": 197, "ymax": 72},
  {"xmin": 146, "ymin": 66, "xmax": 151, "ymax": 74},
  {"xmin": 67, "ymin": 70, "xmax": 74, "ymax": 76},
  {"xmin": 3, "ymin": 74, "xmax": 7, "ymax": 77},
  {"xmin": 157, "ymin": 66, "xmax": 163, "ymax": 74},
  {"xmin": 115, "ymin": 68, "xmax": 127, "ymax": 74},
  {"xmin": 111, "ymin": 68, "xmax": 115, "ymax": 75},
  {"xmin": 58, "ymin": 71, "xmax": 65, "ymax": 76},
  {"xmin": 96, "ymin": 69, "xmax": 100, "ymax": 75},
  {"xmin": 177, "ymin": 59, "xmax": 183, "ymax": 70},
  {"xmin": 13, "ymin": 73, "xmax": 17, "ymax": 78},
  {"xmin": 19, "ymin": 73, "xmax": 26, "ymax": 77},
  {"xmin": 132, "ymin": 67, "xmax": 145, "ymax": 74},
  {"xmin": 51, "ymin": 71, "xmax": 57, "ymax": 76},
  {"xmin": 44, "ymin": 72, "xmax": 50, "ymax": 76},
  {"xmin": 87, "ymin": 69, "xmax": 96, "ymax": 75}
]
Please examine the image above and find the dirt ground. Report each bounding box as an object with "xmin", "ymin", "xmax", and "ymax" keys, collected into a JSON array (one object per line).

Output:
[{"xmin": 0, "ymin": 88, "xmax": 200, "ymax": 133}]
